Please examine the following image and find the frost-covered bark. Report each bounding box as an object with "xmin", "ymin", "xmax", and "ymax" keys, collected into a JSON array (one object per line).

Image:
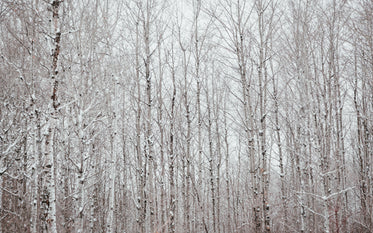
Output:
[
  {"xmin": 179, "ymin": 32, "xmax": 192, "ymax": 233},
  {"xmin": 168, "ymin": 46, "xmax": 177, "ymax": 233},
  {"xmin": 206, "ymin": 81, "xmax": 217, "ymax": 233},
  {"xmin": 106, "ymin": 76, "xmax": 120, "ymax": 233},
  {"xmin": 134, "ymin": 17, "xmax": 146, "ymax": 232},
  {"xmin": 191, "ymin": 1, "xmax": 209, "ymax": 232},
  {"xmin": 255, "ymin": 1, "xmax": 275, "ymax": 230},
  {"xmin": 41, "ymin": 1, "xmax": 63, "ymax": 232}
]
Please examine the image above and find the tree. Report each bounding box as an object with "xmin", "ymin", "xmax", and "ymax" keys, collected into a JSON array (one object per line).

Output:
[{"xmin": 1, "ymin": 0, "xmax": 373, "ymax": 232}]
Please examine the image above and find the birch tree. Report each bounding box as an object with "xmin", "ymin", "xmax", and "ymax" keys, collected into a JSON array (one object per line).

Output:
[
  {"xmin": 1, "ymin": 0, "xmax": 373, "ymax": 232},
  {"xmin": 350, "ymin": 0, "xmax": 373, "ymax": 231}
]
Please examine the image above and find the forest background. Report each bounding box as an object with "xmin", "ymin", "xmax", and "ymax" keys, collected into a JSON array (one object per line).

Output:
[{"xmin": 1, "ymin": 0, "xmax": 372, "ymax": 232}]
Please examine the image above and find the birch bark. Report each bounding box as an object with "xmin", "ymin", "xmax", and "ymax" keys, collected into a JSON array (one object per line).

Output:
[{"xmin": 41, "ymin": 1, "xmax": 63, "ymax": 232}]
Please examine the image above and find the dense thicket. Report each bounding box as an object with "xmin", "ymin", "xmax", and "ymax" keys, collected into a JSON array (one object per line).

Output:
[{"xmin": 1, "ymin": 0, "xmax": 372, "ymax": 232}]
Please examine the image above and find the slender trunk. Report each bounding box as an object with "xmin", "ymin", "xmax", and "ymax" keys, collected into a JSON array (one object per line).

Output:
[
  {"xmin": 168, "ymin": 54, "xmax": 177, "ymax": 232},
  {"xmin": 194, "ymin": 2, "xmax": 207, "ymax": 231},
  {"xmin": 107, "ymin": 77, "xmax": 120, "ymax": 233},
  {"xmin": 144, "ymin": 2, "xmax": 154, "ymax": 231},
  {"xmin": 221, "ymin": 95, "xmax": 231, "ymax": 232},
  {"xmin": 42, "ymin": 1, "xmax": 62, "ymax": 232},
  {"xmin": 257, "ymin": 2, "xmax": 270, "ymax": 230},
  {"xmin": 63, "ymin": 117, "xmax": 72, "ymax": 233},
  {"xmin": 206, "ymin": 86, "xmax": 216, "ymax": 233},
  {"xmin": 273, "ymin": 77, "xmax": 287, "ymax": 231},
  {"xmin": 214, "ymin": 89, "xmax": 222, "ymax": 233},
  {"xmin": 135, "ymin": 20, "xmax": 146, "ymax": 233},
  {"xmin": 180, "ymin": 45, "xmax": 191, "ymax": 233},
  {"xmin": 30, "ymin": 2, "xmax": 39, "ymax": 230},
  {"xmin": 156, "ymin": 37, "xmax": 166, "ymax": 233},
  {"xmin": 76, "ymin": 70, "xmax": 86, "ymax": 233},
  {"xmin": 31, "ymin": 107, "xmax": 42, "ymax": 233}
]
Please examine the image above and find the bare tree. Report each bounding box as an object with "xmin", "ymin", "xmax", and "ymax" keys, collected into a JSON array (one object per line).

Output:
[{"xmin": 1, "ymin": 0, "xmax": 373, "ymax": 232}]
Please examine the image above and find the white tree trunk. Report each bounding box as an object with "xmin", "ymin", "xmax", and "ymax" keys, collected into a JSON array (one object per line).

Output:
[
  {"xmin": 31, "ymin": 113, "xmax": 41, "ymax": 233},
  {"xmin": 76, "ymin": 109, "xmax": 86, "ymax": 233},
  {"xmin": 107, "ymin": 76, "xmax": 120, "ymax": 233},
  {"xmin": 43, "ymin": 119, "xmax": 58, "ymax": 233},
  {"xmin": 42, "ymin": 1, "xmax": 63, "ymax": 232}
]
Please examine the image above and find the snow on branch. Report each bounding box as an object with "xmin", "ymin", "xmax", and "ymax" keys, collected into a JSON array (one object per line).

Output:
[{"xmin": 297, "ymin": 187, "xmax": 354, "ymax": 201}]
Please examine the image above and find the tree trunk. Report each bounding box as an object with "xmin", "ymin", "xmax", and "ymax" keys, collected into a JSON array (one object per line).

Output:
[{"xmin": 42, "ymin": 1, "xmax": 63, "ymax": 232}]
